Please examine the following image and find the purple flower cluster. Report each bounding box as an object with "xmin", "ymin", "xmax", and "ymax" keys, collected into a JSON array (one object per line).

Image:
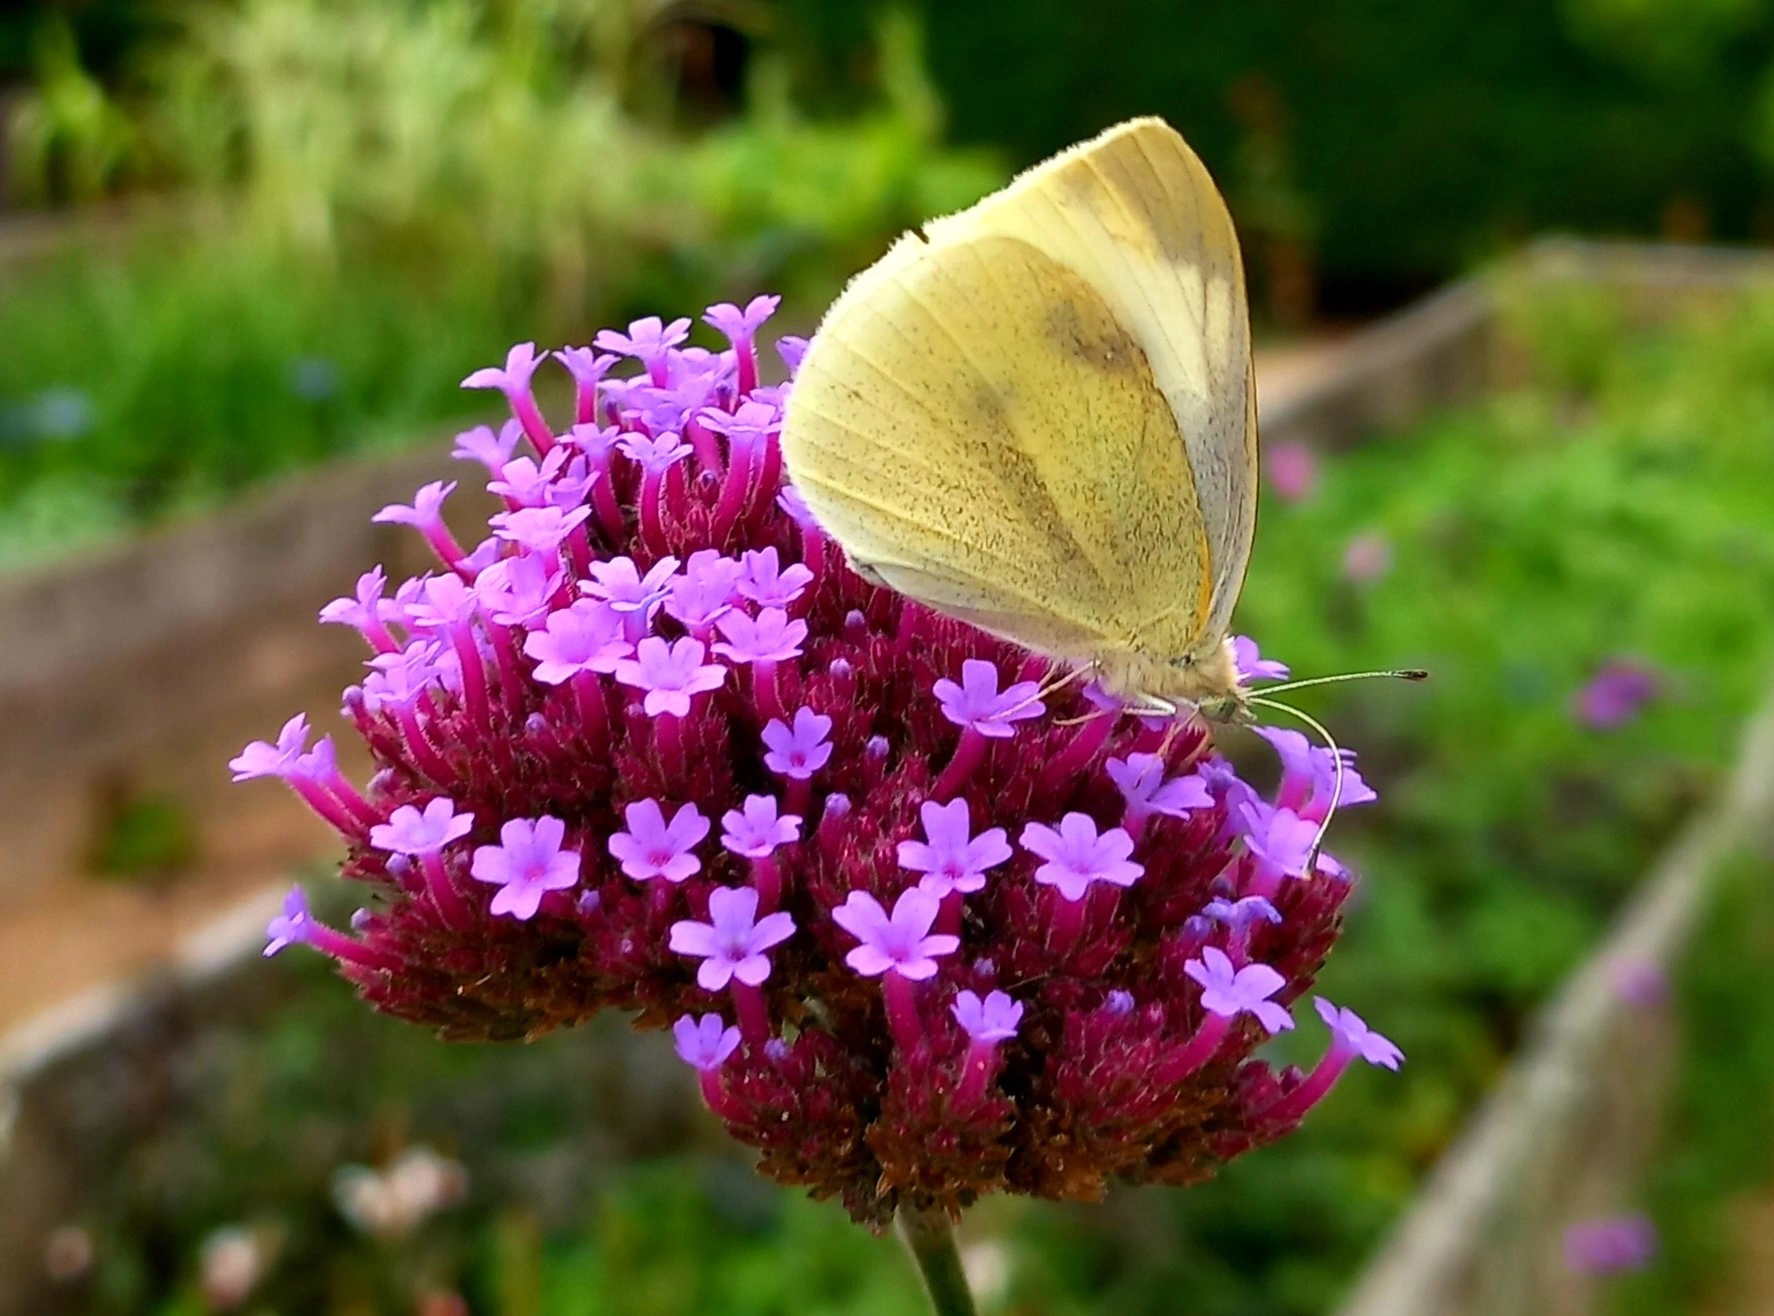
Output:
[{"xmin": 233, "ymin": 293, "xmax": 1400, "ymax": 1225}]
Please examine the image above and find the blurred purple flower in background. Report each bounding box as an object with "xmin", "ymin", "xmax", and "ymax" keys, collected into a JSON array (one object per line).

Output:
[
  {"xmin": 1575, "ymin": 659, "xmax": 1661, "ymax": 730},
  {"xmin": 1265, "ymin": 440, "xmax": 1319, "ymax": 503},
  {"xmin": 1341, "ymin": 531, "xmax": 1393, "ymax": 583},
  {"xmin": 232, "ymin": 296, "xmax": 1399, "ymax": 1225},
  {"xmin": 1564, "ymin": 1214, "xmax": 1659, "ymax": 1276}
]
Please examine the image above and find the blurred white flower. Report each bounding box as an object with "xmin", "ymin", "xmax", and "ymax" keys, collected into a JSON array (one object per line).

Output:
[
  {"xmin": 200, "ymin": 1226, "xmax": 272, "ymax": 1311},
  {"xmin": 332, "ymin": 1146, "xmax": 469, "ymax": 1238}
]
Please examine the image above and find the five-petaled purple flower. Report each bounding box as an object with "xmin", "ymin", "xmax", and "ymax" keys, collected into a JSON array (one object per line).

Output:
[
  {"xmin": 1232, "ymin": 636, "xmax": 1290, "ymax": 684},
  {"xmin": 584, "ymin": 554, "xmax": 679, "ymax": 617},
  {"xmin": 721, "ymin": 795, "xmax": 801, "ymax": 857},
  {"xmin": 667, "ymin": 551, "xmax": 743, "ymax": 630},
  {"xmin": 1315, "ymin": 999, "xmax": 1404, "ymax": 1070},
  {"xmin": 263, "ymin": 886, "xmax": 314, "ymax": 956},
  {"xmin": 735, "ymin": 547, "xmax": 814, "ymax": 609},
  {"xmin": 673, "ymin": 1012, "xmax": 743, "ymax": 1073},
  {"xmin": 229, "ymin": 713, "xmax": 312, "ymax": 781},
  {"xmin": 523, "ymin": 600, "xmax": 631, "ymax": 684},
  {"xmin": 370, "ymin": 798, "xmax": 473, "ymax": 855},
  {"xmin": 608, "ymin": 799, "xmax": 710, "ymax": 883},
  {"xmin": 469, "ymin": 816, "xmax": 580, "ymax": 919},
  {"xmin": 1238, "ymin": 802, "xmax": 1322, "ymax": 880},
  {"xmin": 713, "ymin": 608, "xmax": 808, "ymax": 665},
  {"xmin": 1185, "ymin": 948, "xmax": 1294, "ymax": 1034},
  {"xmin": 897, "ymin": 799, "xmax": 1011, "ymax": 898},
  {"xmin": 1020, "ymin": 814, "xmax": 1144, "ymax": 902},
  {"xmin": 613, "ymin": 636, "xmax": 727, "ymax": 717},
  {"xmin": 669, "ymin": 886, "xmax": 797, "ymax": 990},
  {"xmin": 833, "ymin": 889, "xmax": 959, "ymax": 981},
  {"xmin": 953, "ymin": 989, "xmax": 1024, "ymax": 1043},
  {"xmin": 704, "ymin": 295, "xmax": 781, "ymax": 343},
  {"xmin": 489, "ymin": 504, "xmax": 591, "ymax": 555},
  {"xmin": 933, "ymin": 660, "xmax": 1046, "ymax": 736},
  {"xmin": 761, "ymin": 707, "xmax": 834, "ymax": 779},
  {"xmin": 462, "ymin": 342, "xmax": 543, "ymax": 398},
  {"xmin": 475, "ymin": 552, "xmax": 564, "ymax": 629},
  {"xmin": 1106, "ymin": 753, "xmax": 1212, "ymax": 823},
  {"xmin": 596, "ymin": 317, "xmax": 691, "ymax": 390}
]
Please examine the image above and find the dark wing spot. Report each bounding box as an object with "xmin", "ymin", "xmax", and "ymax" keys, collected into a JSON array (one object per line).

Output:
[{"xmin": 1043, "ymin": 295, "xmax": 1146, "ymax": 376}]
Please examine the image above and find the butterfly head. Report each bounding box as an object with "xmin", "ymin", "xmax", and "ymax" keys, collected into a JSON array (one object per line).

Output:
[{"xmin": 1090, "ymin": 638, "xmax": 1251, "ymax": 724}]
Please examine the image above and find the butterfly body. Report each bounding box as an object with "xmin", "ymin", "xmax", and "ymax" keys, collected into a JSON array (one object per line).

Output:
[{"xmin": 780, "ymin": 116, "xmax": 1257, "ymax": 719}]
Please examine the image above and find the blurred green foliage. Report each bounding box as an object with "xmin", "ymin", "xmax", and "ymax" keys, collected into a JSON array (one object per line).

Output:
[
  {"xmin": 1613, "ymin": 853, "xmax": 1774, "ymax": 1315},
  {"xmin": 770, "ymin": 0, "xmax": 1774, "ymax": 307},
  {"xmin": 1005, "ymin": 284, "xmax": 1774, "ymax": 1314},
  {"xmin": 19, "ymin": 0, "xmax": 1774, "ymax": 306},
  {"xmin": 38, "ymin": 284, "xmax": 1774, "ymax": 1314},
  {"xmin": 0, "ymin": 2, "xmax": 1000, "ymax": 568}
]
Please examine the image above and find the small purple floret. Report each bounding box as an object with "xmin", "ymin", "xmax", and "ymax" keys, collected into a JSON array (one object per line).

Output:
[
  {"xmin": 721, "ymin": 795, "xmax": 802, "ymax": 858},
  {"xmin": 613, "ymin": 636, "xmax": 727, "ymax": 717},
  {"xmin": 952, "ymin": 989, "xmax": 1023, "ymax": 1043},
  {"xmin": 608, "ymin": 799, "xmax": 710, "ymax": 883},
  {"xmin": 669, "ymin": 886, "xmax": 797, "ymax": 991},
  {"xmin": 897, "ymin": 798, "xmax": 1011, "ymax": 899},
  {"xmin": 833, "ymin": 889, "xmax": 959, "ymax": 981},
  {"xmin": 1186, "ymin": 948, "xmax": 1294, "ymax": 1035},
  {"xmin": 468, "ymin": 816, "xmax": 580, "ymax": 920},
  {"xmin": 933, "ymin": 660, "xmax": 1045, "ymax": 737},
  {"xmin": 761, "ymin": 707, "xmax": 834, "ymax": 779},
  {"xmin": 1314, "ymin": 999, "xmax": 1404, "ymax": 1070},
  {"xmin": 1020, "ymin": 814, "xmax": 1143, "ymax": 902},
  {"xmin": 370, "ymin": 798, "xmax": 473, "ymax": 856},
  {"xmin": 674, "ymin": 1012, "xmax": 743, "ymax": 1073},
  {"xmin": 263, "ymin": 886, "xmax": 314, "ymax": 957}
]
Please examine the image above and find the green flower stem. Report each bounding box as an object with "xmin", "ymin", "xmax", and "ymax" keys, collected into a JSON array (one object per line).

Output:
[{"xmin": 898, "ymin": 1207, "xmax": 978, "ymax": 1316}]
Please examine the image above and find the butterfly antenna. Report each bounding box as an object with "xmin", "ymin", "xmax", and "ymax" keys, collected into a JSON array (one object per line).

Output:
[
  {"xmin": 1247, "ymin": 695, "xmax": 1346, "ymax": 873},
  {"xmin": 1261, "ymin": 669, "xmax": 1428, "ymax": 698}
]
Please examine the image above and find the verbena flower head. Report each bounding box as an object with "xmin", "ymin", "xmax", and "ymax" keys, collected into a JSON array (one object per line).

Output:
[{"xmin": 235, "ymin": 296, "xmax": 1397, "ymax": 1227}]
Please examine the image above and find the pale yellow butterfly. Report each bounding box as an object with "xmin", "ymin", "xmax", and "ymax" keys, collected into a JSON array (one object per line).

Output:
[
  {"xmin": 780, "ymin": 116, "xmax": 1262, "ymax": 720},
  {"xmin": 778, "ymin": 112, "xmax": 1421, "ymax": 807}
]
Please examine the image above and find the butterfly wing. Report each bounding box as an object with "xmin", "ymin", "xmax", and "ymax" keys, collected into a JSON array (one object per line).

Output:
[{"xmin": 781, "ymin": 117, "xmax": 1257, "ymax": 667}]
